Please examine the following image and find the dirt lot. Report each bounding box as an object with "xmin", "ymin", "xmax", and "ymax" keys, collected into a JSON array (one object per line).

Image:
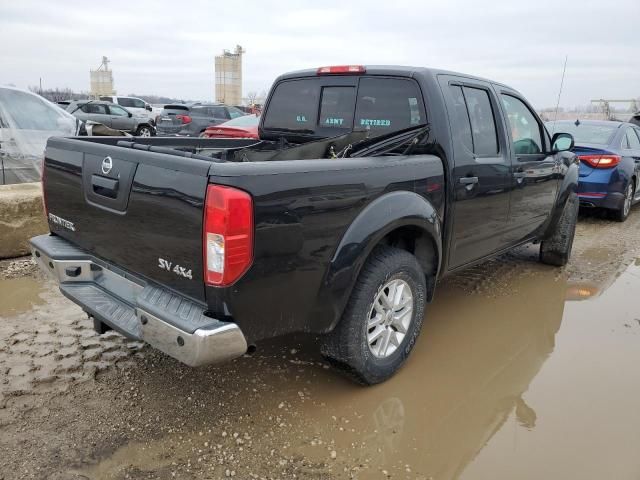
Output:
[{"xmin": 1, "ymin": 208, "xmax": 640, "ymax": 480}]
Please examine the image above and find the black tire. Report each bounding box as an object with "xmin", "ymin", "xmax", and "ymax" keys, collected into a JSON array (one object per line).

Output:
[
  {"xmin": 136, "ymin": 125, "xmax": 153, "ymax": 137},
  {"xmin": 321, "ymin": 246, "xmax": 427, "ymax": 385},
  {"xmin": 540, "ymin": 192, "xmax": 578, "ymax": 266},
  {"xmin": 612, "ymin": 181, "xmax": 634, "ymax": 222}
]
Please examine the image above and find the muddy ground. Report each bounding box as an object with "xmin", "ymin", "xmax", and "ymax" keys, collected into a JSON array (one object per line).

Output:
[{"xmin": 1, "ymin": 208, "xmax": 640, "ymax": 480}]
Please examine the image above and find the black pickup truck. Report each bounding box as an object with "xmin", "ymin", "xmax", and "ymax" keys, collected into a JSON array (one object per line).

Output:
[{"xmin": 31, "ymin": 65, "xmax": 579, "ymax": 384}]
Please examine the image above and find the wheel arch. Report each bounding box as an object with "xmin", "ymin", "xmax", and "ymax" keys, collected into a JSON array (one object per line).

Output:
[
  {"xmin": 542, "ymin": 154, "xmax": 579, "ymax": 239},
  {"xmin": 314, "ymin": 190, "xmax": 442, "ymax": 334}
]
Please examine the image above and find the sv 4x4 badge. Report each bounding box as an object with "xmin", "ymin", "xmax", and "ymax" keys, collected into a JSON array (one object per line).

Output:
[{"xmin": 158, "ymin": 258, "xmax": 193, "ymax": 280}]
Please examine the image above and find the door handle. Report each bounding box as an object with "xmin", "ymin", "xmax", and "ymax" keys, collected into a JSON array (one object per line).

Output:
[
  {"xmin": 459, "ymin": 176, "xmax": 479, "ymax": 191},
  {"xmin": 459, "ymin": 176, "xmax": 479, "ymax": 185},
  {"xmin": 514, "ymin": 167, "xmax": 526, "ymax": 183}
]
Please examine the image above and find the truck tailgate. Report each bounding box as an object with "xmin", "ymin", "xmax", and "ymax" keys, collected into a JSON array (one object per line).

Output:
[{"xmin": 43, "ymin": 137, "xmax": 212, "ymax": 302}]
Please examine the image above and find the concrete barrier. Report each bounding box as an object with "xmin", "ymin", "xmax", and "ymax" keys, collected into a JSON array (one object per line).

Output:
[{"xmin": 0, "ymin": 182, "xmax": 48, "ymax": 259}]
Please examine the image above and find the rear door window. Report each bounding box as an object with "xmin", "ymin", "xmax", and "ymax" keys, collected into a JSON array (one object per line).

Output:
[
  {"xmin": 447, "ymin": 85, "xmax": 473, "ymax": 152},
  {"xmin": 354, "ymin": 78, "xmax": 425, "ymax": 136},
  {"xmin": 463, "ymin": 87, "xmax": 499, "ymax": 156},
  {"xmin": 623, "ymin": 127, "xmax": 640, "ymax": 150},
  {"xmin": 82, "ymin": 103, "xmax": 108, "ymax": 114}
]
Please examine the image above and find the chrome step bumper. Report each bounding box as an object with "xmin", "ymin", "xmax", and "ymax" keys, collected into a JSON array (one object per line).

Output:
[{"xmin": 29, "ymin": 234, "xmax": 247, "ymax": 367}]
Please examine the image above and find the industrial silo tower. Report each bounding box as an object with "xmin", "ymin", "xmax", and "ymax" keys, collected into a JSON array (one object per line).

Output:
[
  {"xmin": 90, "ymin": 56, "xmax": 116, "ymax": 98},
  {"xmin": 215, "ymin": 45, "xmax": 244, "ymax": 106}
]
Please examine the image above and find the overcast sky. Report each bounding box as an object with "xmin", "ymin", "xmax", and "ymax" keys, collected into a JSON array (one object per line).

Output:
[{"xmin": 1, "ymin": 0, "xmax": 638, "ymax": 108}]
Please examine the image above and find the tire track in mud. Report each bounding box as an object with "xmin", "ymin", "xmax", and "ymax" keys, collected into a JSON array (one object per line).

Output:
[{"xmin": 0, "ymin": 268, "xmax": 145, "ymax": 414}]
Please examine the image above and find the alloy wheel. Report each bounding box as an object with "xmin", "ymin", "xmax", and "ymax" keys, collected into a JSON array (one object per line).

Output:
[{"xmin": 367, "ymin": 279, "xmax": 414, "ymax": 358}]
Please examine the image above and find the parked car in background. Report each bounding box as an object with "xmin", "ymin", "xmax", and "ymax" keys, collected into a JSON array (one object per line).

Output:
[
  {"xmin": 56, "ymin": 100, "xmax": 72, "ymax": 109},
  {"xmin": 155, "ymin": 103, "xmax": 247, "ymax": 136},
  {"xmin": 99, "ymin": 95, "xmax": 155, "ymax": 123},
  {"xmin": 202, "ymin": 114, "xmax": 259, "ymax": 139},
  {"xmin": 631, "ymin": 111, "xmax": 640, "ymax": 128},
  {"xmin": 0, "ymin": 86, "xmax": 79, "ymax": 184},
  {"xmin": 546, "ymin": 119, "xmax": 640, "ymax": 221},
  {"xmin": 67, "ymin": 100, "xmax": 155, "ymax": 136}
]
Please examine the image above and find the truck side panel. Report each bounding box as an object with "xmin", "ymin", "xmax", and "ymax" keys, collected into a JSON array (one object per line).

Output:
[{"xmin": 205, "ymin": 155, "xmax": 445, "ymax": 342}]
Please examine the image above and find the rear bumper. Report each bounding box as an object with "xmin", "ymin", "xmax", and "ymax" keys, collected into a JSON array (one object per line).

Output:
[
  {"xmin": 29, "ymin": 234, "xmax": 247, "ymax": 367},
  {"xmin": 578, "ymin": 191, "xmax": 625, "ymax": 210},
  {"xmin": 578, "ymin": 168, "xmax": 625, "ymax": 210}
]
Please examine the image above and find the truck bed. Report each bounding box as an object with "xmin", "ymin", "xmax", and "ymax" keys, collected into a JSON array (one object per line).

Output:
[{"xmin": 42, "ymin": 134, "xmax": 444, "ymax": 341}]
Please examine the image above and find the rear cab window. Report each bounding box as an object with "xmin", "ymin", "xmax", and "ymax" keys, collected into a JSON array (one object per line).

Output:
[
  {"xmin": 261, "ymin": 75, "xmax": 425, "ymax": 140},
  {"xmin": 161, "ymin": 105, "xmax": 190, "ymax": 116}
]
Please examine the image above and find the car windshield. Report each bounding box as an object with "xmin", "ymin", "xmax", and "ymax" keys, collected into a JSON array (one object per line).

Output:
[
  {"xmin": 0, "ymin": 88, "xmax": 78, "ymax": 184},
  {"xmin": 221, "ymin": 115, "xmax": 259, "ymax": 127},
  {"xmin": 0, "ymin": 88, "xmax": 76, "ymax": 132},
  {"xmin": 546, "ymin": 122, "xmax": 618, "ymax": 145}
]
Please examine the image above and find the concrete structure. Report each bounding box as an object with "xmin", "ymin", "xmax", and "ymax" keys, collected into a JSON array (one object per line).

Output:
[
  {"xmin": 0, "ymin": 183, "xmax": 48, "ymax": 259},
  {"xmin": 90, "ymin": 56, "xmax": 115, "ymax": 98},
  {"xmin": 215, "ymin": 45, "xmax": 244, "ymax": 105}
]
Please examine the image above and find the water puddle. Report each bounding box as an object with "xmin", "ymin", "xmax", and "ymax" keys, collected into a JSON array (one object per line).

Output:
[
  {"xmin": 0, "ymin": 276, "xmax": 46, "ymax": 317},
  {"xmin": 77, "ymin": 258, "xmax": 640, "ymax": 479}
]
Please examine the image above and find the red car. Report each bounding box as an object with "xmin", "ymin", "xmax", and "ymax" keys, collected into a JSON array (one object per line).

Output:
[{"xmin": 202, "ymin": 114, "xmax": 259, "ymax": 139}]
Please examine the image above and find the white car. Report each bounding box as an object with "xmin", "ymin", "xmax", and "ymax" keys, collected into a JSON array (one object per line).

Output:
[
  {"xmin": 99, "ymin": 95, "xmax": 155, "ymax": 123},
  {"xmin": 0, "ymin": 86, "xmax": 79, "ymax": 184}
]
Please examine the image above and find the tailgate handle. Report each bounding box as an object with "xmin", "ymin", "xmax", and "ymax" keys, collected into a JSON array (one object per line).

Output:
[{"xmin": 91, "ymin": 174, "xmax": 119, "ymax": 199}]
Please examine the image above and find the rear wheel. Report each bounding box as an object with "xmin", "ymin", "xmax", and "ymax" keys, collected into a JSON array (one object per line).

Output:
[
  {"xmin": 613, "ymin": 181, "xmax": 634, "ymax": 222},
  {"xmin": 321, "ymin": 246, "xmax": 427, "ymax": 385},
  {"xmin": 136, "ymin": 125, "xmax": 153, "ymax": 137},
  {"xmin": 540, "ymin": 192, "xmax": 578, "ymax": 266}
]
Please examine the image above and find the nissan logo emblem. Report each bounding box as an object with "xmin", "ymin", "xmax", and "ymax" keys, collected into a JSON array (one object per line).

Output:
[{"xmin": 101, "ymin": 156, "xmax": 113, "ymax": 175}]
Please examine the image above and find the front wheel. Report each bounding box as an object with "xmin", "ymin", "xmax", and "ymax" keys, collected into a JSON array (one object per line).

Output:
[
  {"xmin": 136, "ymin": 125, "xmax": 153, "ymax": 137},
  {"xmin": 321, "ymin": 246, "xmax": 427, "ymax": 385},
  {"xmin": 540, "ymin": 192, "xmax": 578, "ymax": 266}
]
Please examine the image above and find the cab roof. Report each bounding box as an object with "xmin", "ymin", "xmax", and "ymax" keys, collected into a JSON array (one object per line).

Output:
[{"xmin": 276, "ymin": 65, "xmax": 511, "ymax": 89}]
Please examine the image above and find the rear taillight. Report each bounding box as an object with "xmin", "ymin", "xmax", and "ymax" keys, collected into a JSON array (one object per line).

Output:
[
  {"xmin": 204, "ymin": 185, "xmax": 253, "ymax": 286},
  {"xmin": 317, "ymin": 65, "xmax": 366, "ymax": 75},
  {"xmin": 176, "ymin": 114, "xmax": 192, "ymax": 124},
  {"xmin": 41, "ymin": 155, "xmax": 48, "ymax": 218},
  {"xmin": 578, "ymin": 154, "xmax": 621, "ymax": 169}
]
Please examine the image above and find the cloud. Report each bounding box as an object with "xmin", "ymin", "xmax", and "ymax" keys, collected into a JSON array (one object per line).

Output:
[{"xmin": 1, "ymin": 0, "xmax": 638, "ymax": 107}]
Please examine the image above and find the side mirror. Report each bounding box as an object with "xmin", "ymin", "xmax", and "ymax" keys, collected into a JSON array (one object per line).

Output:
[
  {"xmin": 128, "ymin": 112, "xmax": 133, "ymax": 118},
  {"xmin": 551, "ymin": 132, "xmax": 574, "ymax": 153},
  {"xmin": 145, "ymin": 104, "xmax": 152, "ymax": 112}
]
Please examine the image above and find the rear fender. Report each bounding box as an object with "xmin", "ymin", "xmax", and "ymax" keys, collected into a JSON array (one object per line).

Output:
[{"xmin": 314, "ymin": 191, "xmax": 442, "ymax": 333}]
